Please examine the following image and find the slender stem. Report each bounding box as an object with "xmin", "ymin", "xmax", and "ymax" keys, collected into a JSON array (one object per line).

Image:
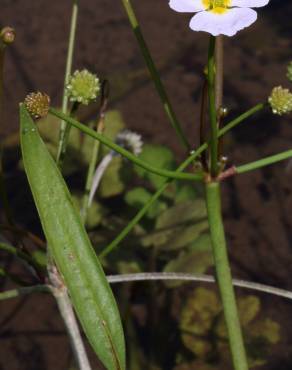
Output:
[
  {"xmin": 236, "ymin": 149, "xmax": 292, "ymax": 175},
  {"xmin": 106, "ymin": 272, "xmax": 292, "ymax": 301},
  {"xmin": 0, "ymin": 285, "xmax": 49, "ymax": 301},
  {"xmin": 56, "ymin": 0, "xmax": 79, "ymax": 163},
  {"xmin": 3, "ymin": 274, "xmax": 291, "ymax": 303},
  {"xmin": 0, "ymin": 27, "xmax": 15, "ymax": 226},
  {"xmin": 49, "ymin": 108, "xmax": 203, "ymax": 182},
  {"xmin": 100, "ymin": 104, "xmax": 265, "ymax": 257},
  {"xmin": 205, "ymin": 182, "xmax": 248, "ymax": 370},
  {"xmin": 219, "ymin": 103, "xmax": 265, "ymax": 137},
  {"xmin": 48, "ymin": 264, "xmax": 92, "ymax": 370},
  {"xmin": 215, "ymin": 36, "xmax": 224, "ymax": 112},
  {"xmin": 0, "ymin": 242, "xmax": 44, "ymax": 273},
  {"xmin": 199, "ymin": 80, "xmax": 208, "ymax": 171},
  {"xmin": 207, "ymin": 36, "xmax": 219, "ymax": 176},
  {"xmin": 120, "ymin": 0, "xmax": 190, "ymax": 149}
]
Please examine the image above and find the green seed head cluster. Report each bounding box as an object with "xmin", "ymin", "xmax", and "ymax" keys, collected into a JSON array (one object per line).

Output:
[
  {"xmin": 268, "ymin": 86, "xmax": 292, "ymax": 116},
  {"xmin": 287, "ymin": 62, "xmax": 292, "ymax": 82},
  {"xmin": 66, "ymin": 69, "xmax": 100, "ymax": 105},
  {"xmin": 24, "ymin": 92, "xmax": 50, "ymax": 119}
]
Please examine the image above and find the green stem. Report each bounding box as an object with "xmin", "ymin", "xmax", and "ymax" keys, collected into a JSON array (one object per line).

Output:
[
  {"xmin": 0, "ymin": 285, "xmax": 49, "ymax": 301},
  {"xmin": 207, "ymin": 36, "xmax": 219, "ymax": 176},
  {"xmin": 236, "ymin": 149, "xmax": 292, "ymax": 175},
  {"xmin": 0, "ymin": 242, "xmax": 43, "ymax": 272},
  {"xmin": 49, "ymin": 108, "xmax": 203, "ymax": 182},
  {"xmin": 215, "ymin": 36, "xmax": 224, "ymax": 112},
  {"xmin": 120, "ymin": 0, "xmax": 190, "ymax": 149},
  {"xmin": 56, "ymin": 0, "xmax": 79, "ymax": 164},
  {"xmin": 0, "ymin": 27, "xmax": 15, "ymax": 226},
  {"xmin": 205, "ymin": 181, "xmax": 248, "ymax": 370},
  {"xmin": 100, "ymin": 104, "xmax": 264, "ymax": 257}
]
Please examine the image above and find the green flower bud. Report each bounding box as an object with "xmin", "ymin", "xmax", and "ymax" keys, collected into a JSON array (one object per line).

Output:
[
  {"xmin": 24, "ymin": 92, "xmax": 50, "ymax": 119},
  {"xmin": 0, "ymin": 27, "xmax": 15, "ymax": 45},
  {"xmin": 268, "ymin": 86, "xmax": 292, "ymax": 116},
  {"xmin": 287, "ymin": 61, "xmax": 292, "ymax": 82},
  {"xmin": 66, "ymin": 69, "xmax": 100, "ymax": 105}
]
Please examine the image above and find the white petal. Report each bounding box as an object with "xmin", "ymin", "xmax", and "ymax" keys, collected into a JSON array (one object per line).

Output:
[
  {"xmin": 232, "ymin": 0, "xmax": 269, "ymax": 7},
  {"xmin": 169, "ymin": 0, "xmax": 205, "ymax": 13},
  {"xmin": 189, "ymin": 8, "xmax": 257, "ymax": 36}
]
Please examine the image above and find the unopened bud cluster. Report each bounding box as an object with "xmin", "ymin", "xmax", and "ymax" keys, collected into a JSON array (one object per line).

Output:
[
  {"xmin": 24, "ymin": 92, "xmax": 50, "ymax": 119},
  {"xmin": 66, "ymin": 69, "xmax": 100, "ymax": 105}
]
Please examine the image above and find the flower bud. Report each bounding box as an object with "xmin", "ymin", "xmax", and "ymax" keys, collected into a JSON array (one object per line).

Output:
[
  {"xmin": 24, "ymin": 92, "xmax": 50, "ymax": 119},
  {"xmin": 0, "ymin": 27, "xmax": 15, "ymax": 45},
  {"xmin": 268, "ymin": 86, "xmax": 292, "ymax": 116},
  {"xmin": 66, "ymin": 69, "xmax": 100, "ymax": 105}
]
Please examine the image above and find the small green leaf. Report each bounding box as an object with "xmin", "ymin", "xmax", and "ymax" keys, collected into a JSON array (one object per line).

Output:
[
  {"xmin": 134, "ymin": 144, "xmax": 175, "ymax": 189},
  {"xmin": 99, "ymin": 156, "xmax": 127, "ymax": 198},
  {"xmin": 175, "ymin": 184, "xmax": 198, "ymax": 203},
  {"xmin": 156, "ymin": 200, "xmax": 207, "ymax": 229},
  {"xmin": 125, "ymin": 187, "xmax": 167, "ymax": 219},
  {"xmin": 163, "ymin": 238, "xmax": 213, "ymax": 287},
  {"xmin": 72, "ymin": 194, "xmax": 105, "ymax": 228},
  {"xmin": 20, "ymin": 105, "xmax": 125, "ymax": 370}
]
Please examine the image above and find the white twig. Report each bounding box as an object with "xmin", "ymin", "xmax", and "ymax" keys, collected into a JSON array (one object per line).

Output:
[
  {"xmin": 106, "ymin": 272, "xmax": 292, "ymax": 300},
  {"xmin": 88, "ymin": 152, "xmax": 114, "ymax": 206},
  {"xmin": 48, "ymin": 265, "xmax": 92, "ymax": 370}
]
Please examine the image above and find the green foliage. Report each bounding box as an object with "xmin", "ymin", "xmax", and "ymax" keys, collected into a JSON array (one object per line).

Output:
[
  {"xmin": 20, "ymin": 105, "xmax": 125, "ymax": 370},
  {"xmin": 134, "ymin": 144, "xmax": 176, "ymax": 189},
  {"xmin": 125, "ymin": 187, "xmax": 167, "ymax": 219}
]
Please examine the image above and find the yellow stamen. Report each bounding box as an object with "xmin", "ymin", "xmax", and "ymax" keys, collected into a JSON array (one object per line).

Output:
[{"xmin": 202, "ymin": 0, "xmax": 231, "ymax": 14}]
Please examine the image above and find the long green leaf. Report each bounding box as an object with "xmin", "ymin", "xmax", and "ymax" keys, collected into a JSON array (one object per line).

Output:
[{"xmin": 20, "ymin": 105, "xmax": 125, "ymax": 370}]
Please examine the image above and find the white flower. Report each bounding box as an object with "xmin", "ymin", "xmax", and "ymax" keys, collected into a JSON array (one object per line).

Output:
[
  {"xmin": 115, "ymin": 130, "xmax": 143, "ymax": 156},
  {"xmin": 168, "ymin": 0, "xmax": 269, "ymax": 36}
]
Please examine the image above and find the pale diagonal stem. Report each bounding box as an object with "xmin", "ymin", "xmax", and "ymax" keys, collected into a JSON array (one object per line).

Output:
[{"xmin": 48, "ymin": 264, "xmax": 92, "ymax": 370}]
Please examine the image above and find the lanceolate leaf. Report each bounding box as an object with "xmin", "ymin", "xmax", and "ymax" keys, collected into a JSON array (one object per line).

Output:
[{"xmin": 20, "ymin": 105, "xmax": 125, "ymax": 370}]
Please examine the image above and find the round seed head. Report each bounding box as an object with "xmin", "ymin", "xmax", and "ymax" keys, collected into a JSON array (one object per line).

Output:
[
  {"xmin": 24, "ymin": 92, "xmax": 50, "ymax": 119},
  {"xmin": 66, "ymin": 69, "xmax": 100, "ymax": 105},
  {"xmin": 268, "ymin": 86, "xmax": 292, "ymax": 116}
]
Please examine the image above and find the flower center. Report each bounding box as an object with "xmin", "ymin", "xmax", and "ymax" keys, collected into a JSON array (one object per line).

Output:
[{"xmin": 203, "ymin": 0, "xmax": 231, "ymax": 14}]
